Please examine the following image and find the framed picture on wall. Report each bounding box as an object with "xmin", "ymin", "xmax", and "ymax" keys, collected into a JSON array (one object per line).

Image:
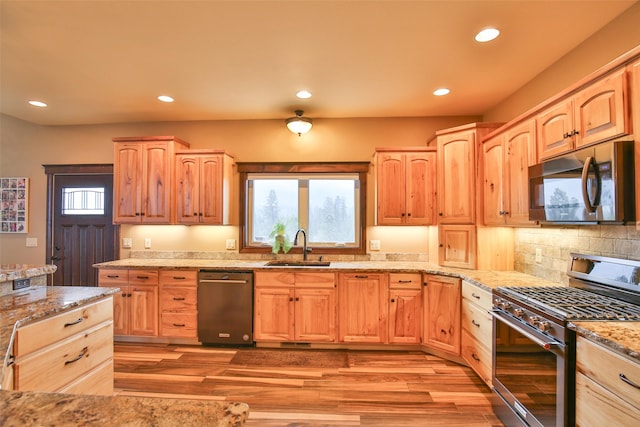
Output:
[{"xmin": 1, "ymin": 177, "xmax": 29, "ymax": 233}]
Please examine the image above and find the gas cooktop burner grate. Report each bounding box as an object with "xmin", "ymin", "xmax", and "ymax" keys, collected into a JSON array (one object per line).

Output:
[{"xmin": 498, "ymin": 286, "xmax": 640, "ymax": 321}]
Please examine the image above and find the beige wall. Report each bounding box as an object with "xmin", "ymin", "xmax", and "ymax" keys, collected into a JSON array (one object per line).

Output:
[
  {"xmin": 485, "ymin": 2, "xmax": 640, "ymax": 122},
  {"xmin": 0, "ymin": 113, "xmax": 478, "ymax": 264}
]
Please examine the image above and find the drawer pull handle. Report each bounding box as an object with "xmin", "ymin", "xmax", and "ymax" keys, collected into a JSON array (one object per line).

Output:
[
  {"xmin": 173, "ymin": 276, "xmax": 186, "ymax": 280},
  {"xmin": 355, "ymin": 275, "xmax": 369, "ymax": 279},
  {"xmin": 107, "ymin": 275, "xmax": 120, "ymax": 279},
  {"xmin": 64, "ymin": 318, "xmax": 84, "ymax": 328},
  {"xmin": 471, "ymin": 319, "xmax": 480, "ymax": 328},
  {"xmin": 619, "ymin": 373, "xmax": 640, "ymax": 389},
  {"xmin": 173, "ymin": 297, "xmax": 186, "ymax": 301},
  {"xmin": 471, "ymin": 293, "xmax": 481, "ymax": 300},
  {"xmin": 398, "ymin": 280, "xmax": 412, "ymax": 284},
  {"xmin": 65, "ymin": 346, "xmax": 88, "ymax": 365},
  {"xmin": 471, "ymin": 353, "xmax": 481, "ymax": 362},
  {"xmin": 173, "ymin": 323, "xmax": 186, "ymax": 327},
  {"xmin": 136, "ymin": 275, "xmax": 150, "ymax": 279}
]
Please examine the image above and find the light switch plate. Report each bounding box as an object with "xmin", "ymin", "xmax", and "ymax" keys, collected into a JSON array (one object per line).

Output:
[
  {"xmin": 144, "ymin": 238, "xmax": 152, "ymax": 249},
  {"xmin": 370, "ymin": 240, "xmax": 381, "ymax": 251},
  {"xmin": 122, "ymin": 237, "xmax": 132, "ymax": 248},
  {"xmin": 26, "ymin": 237, "xmax": 38, "ymax": 247},
  {"xmin": 226, "ymin": 239, "xmax": 236, "ymax": 250},
  {"xmin": 535, "ymin": 248, "xmax": 542, "ymax": 264}
]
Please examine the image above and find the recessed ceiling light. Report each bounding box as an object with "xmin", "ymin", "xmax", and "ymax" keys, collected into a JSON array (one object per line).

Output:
[
  {"xmin": 28, "ymin": 100, "xmax": 48, "ymax": 107},
  {"xmin": 433, "ymin": 88, "xmax": 450, "ymax": 96},
  {"xmin": 475, "ymin": 27, "xmax": 500, "ymax": 43},
  {"xmin": 296, "ymin": 90, "xmax": 312, "ymax": 99},
  {"xmin": 157, "ymin": 95, "xmax": 174, "ymax": 103}
]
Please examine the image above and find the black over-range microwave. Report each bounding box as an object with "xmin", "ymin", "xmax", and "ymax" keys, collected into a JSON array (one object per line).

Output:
[{"xmin": 528, "ymin": 140, "xmax": 635, "ymax": 223}]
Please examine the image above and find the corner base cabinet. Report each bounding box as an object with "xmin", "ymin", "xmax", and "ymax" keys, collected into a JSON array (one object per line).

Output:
[{"xmin": 422, "ymin": 274, "xmax": 461, "ymax": 356}]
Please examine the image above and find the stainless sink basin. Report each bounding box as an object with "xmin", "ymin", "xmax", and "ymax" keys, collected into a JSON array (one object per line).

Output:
[{"xmin": 265, "ymin": 260, "xmax": 331, "ymax": 267}]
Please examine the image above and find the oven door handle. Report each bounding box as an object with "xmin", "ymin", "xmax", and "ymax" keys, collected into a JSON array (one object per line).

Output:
[{"xmin": 491, "ymin": 310, "xmax": 565, "ymax": 350}]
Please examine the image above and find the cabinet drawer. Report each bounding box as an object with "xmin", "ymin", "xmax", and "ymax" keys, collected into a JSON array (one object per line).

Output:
[
  {"xmin": 159, "ymin": 269, "xmax": 197, "ymax": 285},
  {"xmin": 255, "ymin": 271, "xmax": 295, "ymax": 287},
  {"xmin": 461, "ymin": 281, "xmax": 492, "ymax": 311},
  {"xmin": 160, "ymin": 313, "xmax": 198, "ymax": 338},
  {"xmin": 577, "ymin": 336, "xmax": 640, "ymax": 410},
  {"xmin": 129, "ymin": 269, "xmax": 159, "ymax": 285},
  {"xmin": 461, "ymin": 329, "xmax": 492, "ymax": 387},
  {"xmin": 389, "ymin": 273, "xmax": 422, "ymax": 290},
  {"xmin": 98, "ymin": 269, "xmax": 129, "ymax": 285},
  {"xmin": 161, "ymin": 286, "xmax": 197, "ymax": 311},
  {"xmin": 295, "ymin": 272, "xmax": 335, "ymax": 288},
  {"xmin": 461, "ymin": 299, "xmax": 492, "ymax": 343},
  {"xmin": 57, "ymin": 359, "xmax": 113, "ymax": 396},
  {"xmin": 576, "ymin": 372, "xmax": 640, "ymax": 426},
  {"xmin": 14, "ymin": 321, "xmax": 113, "ymax": 392},
  {"xmin": 14, "ymin": 297, "xmax": 113, "ymax": 357}
]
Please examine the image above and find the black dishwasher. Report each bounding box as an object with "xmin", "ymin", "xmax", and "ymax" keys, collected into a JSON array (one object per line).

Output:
[{"xmin": 197, "ymin": 270, "xmax": 254, "ymax": 346}]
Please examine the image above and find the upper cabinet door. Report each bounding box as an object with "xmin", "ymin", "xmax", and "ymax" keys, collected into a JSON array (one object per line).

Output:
[
  {"xmin": 405, "ymin": 152, "xmax": 436, "ymax": 225},
  {"xmin": 199, "ymin": 155, "xmax": 224, "ymax": 224},
  {"xmin": 376, "ymin": 152, "xmax": 406, "ymax": 225},
  {"xmin": 175, "ymin": 154, "xmax": 199, "ymax": 224},
  {"xmin": 140, "ymin": 142, "xmax": 172, "ymax": 223},
  {"xmin": 575, "ymin": 68, "xmax": 629, "ymax": 149},
  {"xmin": 536, "ymin": 99, "xmax": 574, "ymax": 160},
  {"xmin": 505, "ymin": 120, "xmax": 537, "ymax": 226},
  {"xmin": 437, "ymin": 130, "xmax": 476, "ymax": 224},
  {"xmin": 113, "ymin": 143, "xmax": 143, "ymax": 223},
  {"xmin": 481, "ymin": 135, "xmax": 505, "ymax": 226}
]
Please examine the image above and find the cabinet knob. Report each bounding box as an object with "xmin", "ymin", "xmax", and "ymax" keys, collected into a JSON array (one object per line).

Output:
[
  {"xmin": 390, "ymin": 299, "xmax": 395, "ymax": 303},
  {"xmin": 438, "ymin": 212, "xmax": 443, "ymax": 216},
  {"xmin": 407, "ymin": 213, "xmax": 411, "ymax": 217}
]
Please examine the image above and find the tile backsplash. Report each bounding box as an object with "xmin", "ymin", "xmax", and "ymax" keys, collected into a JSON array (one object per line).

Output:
[{"xmin": 514, "ymin": 225, "xmax": 640, "ymax": 284}]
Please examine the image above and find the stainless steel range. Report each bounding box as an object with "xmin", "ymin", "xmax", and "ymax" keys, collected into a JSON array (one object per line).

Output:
[{"xmin": 491, "ymin": 253, "xmax": 640, "ymax": 427}]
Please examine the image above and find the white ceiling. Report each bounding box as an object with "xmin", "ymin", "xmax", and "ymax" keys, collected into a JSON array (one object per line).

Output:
[{"xmin": 1, "ymin": 0, "xmax": 637, "ymax": 126}]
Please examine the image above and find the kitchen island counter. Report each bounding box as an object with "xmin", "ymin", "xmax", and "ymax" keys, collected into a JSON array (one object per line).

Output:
[{"xmin": 0, "ymin": 389, "xmax": 249, "ymax": 427}]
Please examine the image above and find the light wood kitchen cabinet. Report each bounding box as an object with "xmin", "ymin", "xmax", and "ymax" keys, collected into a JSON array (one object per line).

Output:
[
  {"xmin": 460, "ymin": 280, "xmax": 493, "ymax": 386},
  {"xmin": 113, "ymin": 136, "xmax": 189, "ymax": 224},
  {"xmin": 438, "ymin": 224, "xmax": 477, "ymax": 270},
  {"xmin": 99, "ymin": 269, "xmax": 159, "ymax": 337},
  {"xmin": 159, "ymin": 269, "xmax": 197, "ymax": 339},
  {"xmin": 436, "ymin": 123, "xmax": 502, "ymax": 225},
  {"xmin": 175, "ymin": 150, "xmax": 235, "ymax": 225},
  {"xmin": 422, "ymin": 274, "xmax": 461, "ymax": 356},
  {"xmin": 388, "ymin": 273, "xmax": 422, "ymax": 344},
  {"xmin": 338, "ymin": 273, "xmax": 388, "ymax": 343},
  {"xmin": 575, "ymin": 336, "xmax": 640, "ymax": 426},
  {"xmin": 11, "ymin": 297, "xmax": 114, "ymax": 395},
  {"xmin": 374, "ymin": 148, "xmax": 436, "ymax": 225},
  {"xmin": 482, "ymin": 119, "xmax": 537, "ymax": 226},
  {"xmin": 254, "ymin": 271, "xmax": 336, "ymax": 342},
  {"xmin": 537, "ymin": 68, "xmax": 629, "ymax": 160},
  {"xmin": 630, "ymin": 58, "xmax": 640, "ymax": 229}
]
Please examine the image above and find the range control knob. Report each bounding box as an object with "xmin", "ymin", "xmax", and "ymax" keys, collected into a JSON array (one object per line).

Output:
[
  {"xmin": 513, "ymin": 308, "xmax": 525, "ymax": 318},
  {"xmin": 537, "ymin": 321, "xmax": 550, "ymax": 332},
  {"xmin": 498, "ymin": 301, "xmax": 511, "ymax": 310},
  {"xmin": 528, "ymin": 316, "xmax": 540, "ymax": 327}
]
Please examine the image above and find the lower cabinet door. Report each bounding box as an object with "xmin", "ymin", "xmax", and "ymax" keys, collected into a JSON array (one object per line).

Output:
[
  {"xmin": 57, "ymin": 359, "xmax": 114, "ymax": 395},
  {"xmin": 160, "ymin": 312, "xmax": 198, "ymax": 338},
  {"xmin": 294, "ymin": 288, "xmax": 336, "ymax": 342}
]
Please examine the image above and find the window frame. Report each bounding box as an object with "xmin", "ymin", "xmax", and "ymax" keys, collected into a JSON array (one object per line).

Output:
[{"xmin": 238, "ymin": 162, "xmax": 369, "ymax": 255}]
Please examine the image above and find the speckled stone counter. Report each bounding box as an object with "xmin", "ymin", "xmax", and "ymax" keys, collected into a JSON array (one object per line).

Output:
[
  {"xmin": 0, "ymin": 390, "xmax": 249, "ymax": 426},
  {"xmin": 93, "ymin": 258, "xmax": 561, "ymax": 291},
  {"xmin": 570, "ymin": 321, "xmax": 640, "ymax": 363},
  {"xmin": 0, "ymin": 264, "xmax": 57, "ymax": 296},
  {"xmin": 1, "ymin": 286, "xmax": 120, "ymax": 389}
]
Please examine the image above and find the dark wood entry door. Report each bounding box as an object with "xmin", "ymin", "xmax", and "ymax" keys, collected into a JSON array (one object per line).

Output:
[{"xmin": 45, "ymin": 165, "xmax": 119, "ymax": 286}]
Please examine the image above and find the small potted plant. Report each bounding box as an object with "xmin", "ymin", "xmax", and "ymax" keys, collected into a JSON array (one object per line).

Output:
[{"xmin": 269, "ymin": 222, "xmax": 292, "ymax": 254}]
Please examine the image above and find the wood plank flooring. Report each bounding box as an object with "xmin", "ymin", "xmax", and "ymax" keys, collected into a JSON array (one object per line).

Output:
[{"xmin": 114, "ymin": 342, "xmax": 504, "ymax": 426}]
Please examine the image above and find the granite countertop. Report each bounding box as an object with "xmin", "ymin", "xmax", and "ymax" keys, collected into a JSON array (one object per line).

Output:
[
  {"xmin": 0, "ymin": 390, "xmax": 249, "ymax": 426},
  {"xmin": 93, "ymin": 258, "xmax": 561, "ymax": 291},
  {"xmin": 570, "ymin": 321, "xmax": 640, "ymax": 363},
  {"xmin": 0, "ymin": 286, "xmax": 120, "ymax": 389},
  {"xmin": 0, "ymin": 264, "xmax": 57, "ymax": 282}
]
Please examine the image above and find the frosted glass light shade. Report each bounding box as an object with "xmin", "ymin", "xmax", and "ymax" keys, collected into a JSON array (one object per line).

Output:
[{"xmin": 285, "ymin": 110, "xmax": 313, "ymax": 136}]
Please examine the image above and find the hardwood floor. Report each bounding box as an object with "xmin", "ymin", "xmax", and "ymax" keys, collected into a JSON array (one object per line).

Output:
[{"xmin": 114, "ymin": 342, "xmax": 503, "ymax": 426}]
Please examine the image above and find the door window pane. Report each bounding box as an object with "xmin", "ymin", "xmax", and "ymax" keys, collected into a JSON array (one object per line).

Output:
[{"xmin": 62, "ymin": 187, "xmax": 105, "ymax": 215}]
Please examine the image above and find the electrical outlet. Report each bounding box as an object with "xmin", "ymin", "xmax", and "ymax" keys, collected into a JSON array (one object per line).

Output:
[
  {"xmin": 144, "ymin": 238, "xmax": 152, "ymax": 249},
  {"xmin": 370, "ymin": 240, "xmax": 381, "ymax": 251},
  {"xmin": 122, "ymin": 237, "xmax": 132, "ymax": 248},
  {"xmin": 535, "ymin": 247, "xmax": 542, "ymax": 264},
  {"xmin": 226, "ymin": 239, "xmax": 236, "ymax": 250}
]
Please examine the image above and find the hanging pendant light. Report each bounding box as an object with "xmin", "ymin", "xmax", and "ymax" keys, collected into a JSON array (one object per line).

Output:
[{"xmin": 285, "ymin": 110, "xmax": 313, "ymax": 136}]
